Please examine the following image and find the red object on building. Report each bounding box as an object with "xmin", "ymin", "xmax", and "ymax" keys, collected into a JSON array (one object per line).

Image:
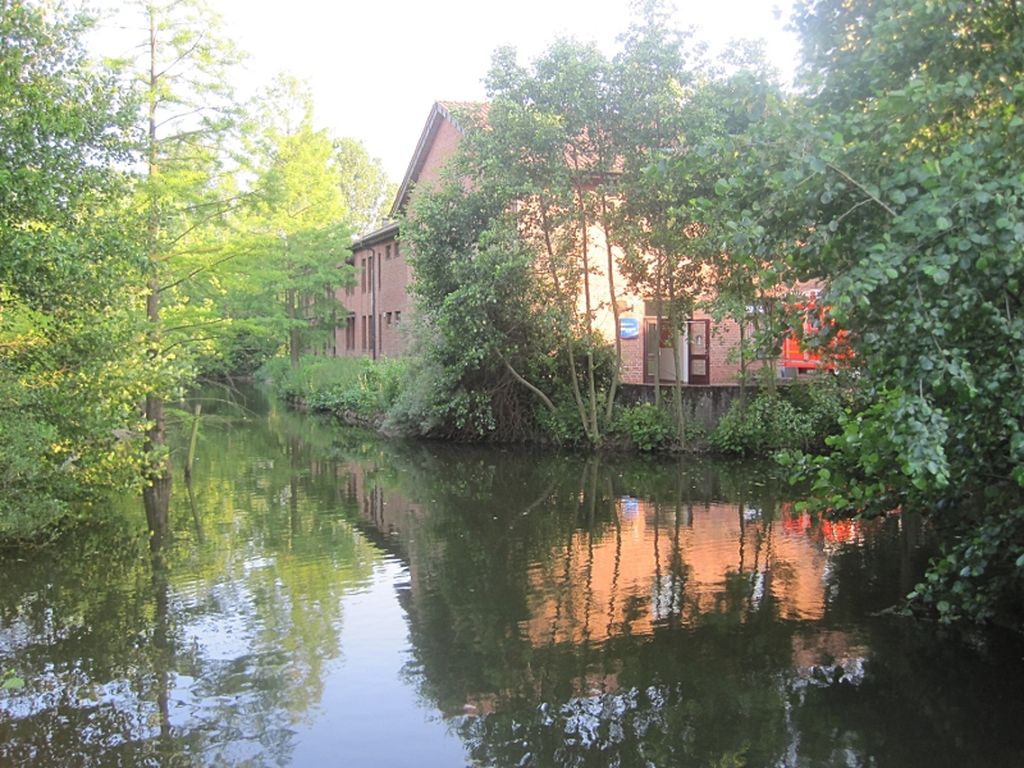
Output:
[{"xmin": 780, "ymin": 297, "xmax": 851, "ymax": 372}]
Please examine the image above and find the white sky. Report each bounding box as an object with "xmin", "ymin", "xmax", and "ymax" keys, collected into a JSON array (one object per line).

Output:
[{"xmin": 90, "ymin": 0, "xmax": 798, "ymax": 182}]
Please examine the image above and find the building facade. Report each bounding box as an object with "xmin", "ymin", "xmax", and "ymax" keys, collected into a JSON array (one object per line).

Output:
[{"xmin": 334, "ymin": 100, "xmax": 816, "ymax": 386}]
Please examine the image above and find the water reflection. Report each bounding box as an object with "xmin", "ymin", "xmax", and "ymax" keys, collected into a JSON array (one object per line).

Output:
[{"xmin": 1, "ymin": 386, "xmax": 1023, "ymax": 767}]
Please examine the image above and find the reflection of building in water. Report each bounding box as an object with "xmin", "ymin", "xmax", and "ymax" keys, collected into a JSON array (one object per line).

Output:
[
  {"xmin": 521, "ymin": 498, "xmax": 839, "ymax": 646},
  {"xmin": 322, "ymin": 457, "xmax": 875, "ymax": 723}
]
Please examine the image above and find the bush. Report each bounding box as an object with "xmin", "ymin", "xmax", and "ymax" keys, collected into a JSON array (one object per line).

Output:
[
  {"xmin": 318, "ymin": 357, "xmax": 409, "ymax": 420},
  {"xmin": 261, "ymin": 355, "xmax": 410, "ymax": 423},
  {"xmin": 535, "ymin": 396, "xmax": 590, "ymax": 447},
  {"xmin": 778, "ymin": 377, "xmax": 851, "ymax": 444},
  {"xmin": 710, "ymin": 392, "xmax": 813, "ymax": 456},
  {"xmin": 260, "ymin": 356, "xmax": 366, "ymax": 402},
  {"xmin": 612, "ymin": 403, "xmax": 676, "ymax": 452},
  {"xmin": 195, "ymin": 327, "xmax": 279, "ymax": 378}
]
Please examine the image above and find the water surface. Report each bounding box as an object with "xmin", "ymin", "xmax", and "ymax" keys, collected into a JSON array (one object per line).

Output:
[{"xmin": 2, "ymin": 387, "xmax": 1022, "ymax": 766}]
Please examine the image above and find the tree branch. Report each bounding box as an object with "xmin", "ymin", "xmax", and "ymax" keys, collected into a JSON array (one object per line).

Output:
[
  {"xmin": 499, "ymin": 351, "xmax": 556, "ymax": 413},
  {"xmin": 826, "ymin": 163, "xmax": 897, "ymax": 217},
  {"xmin": 158, "ymin": 251, "xmax": 240, "ymax": 293}
]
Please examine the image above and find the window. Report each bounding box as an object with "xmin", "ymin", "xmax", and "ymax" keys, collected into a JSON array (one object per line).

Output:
[
  {"xmin": 643, "ymin": 299, "xmax": 661, "ymax": 317},
  {"xmin": 394, "ymin": 310, "xmax": 401, "ymax": 325},
  {"xmin": 385, "ymin": 244, "xmax": 392, "ymax": 260},
  {"xmin": 385, "ymin": 311, "xmax": 393, "ymax": 327},
  {"xmin": 361, "ymin": 315, "xmax": 367, "ymax": 350},
  {"xmin": 394, "ymin": 242, "xmax": 400, "ymax": 259},
  {"xmin": 345, "ymin": 315, "xmax": 355, "ymax": 351}
]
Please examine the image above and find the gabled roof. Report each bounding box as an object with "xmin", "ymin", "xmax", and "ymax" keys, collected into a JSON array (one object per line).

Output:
[{"xmin": 388, "ymin": 100, "xmax": 488, "ymax": 219}]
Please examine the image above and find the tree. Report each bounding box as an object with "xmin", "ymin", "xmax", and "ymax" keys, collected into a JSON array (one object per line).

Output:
[
  {"xmin": 784, "ymin": 0, "xmax": 1024, "ymax": 624},
  {"xmin": 127, "ymin": 0, "xmax": 243, "ymax": 536},
  {"xmin": 612, "ymin": 1, "xmax": 705, "ymax": 440},
  {"xmin": 479, "ymin": 41, "xmax": 625, "ymax": 445},
  {"xmin": 0, "ymin": 0, "xmax": 148, "ymax": 537},
  {"xmin": 209, "ymin": 77, "xmax": 356, "ymax": 373},
  {"xmin": 399, "ymin": 43, "xmax": 640, "ymax": 445},
  {"xmin": 401, "ymin": 176, "xmax": 563, "ymax": 440},
  {"xmin": 333, "ymin": 136, "xmax": 396, "ymax": 237},
  {"xmin": 672, "ymin": 50, "xmax": 820, "ymax": 398}
]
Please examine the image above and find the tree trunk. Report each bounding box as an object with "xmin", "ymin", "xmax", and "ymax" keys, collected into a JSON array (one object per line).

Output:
[
  {"xmin": 601, "ymin": 195, "xmax": 622, "ymax": 425},
  {"xmin": 143, "ymin": 392, "xmax": 171, "ymax": 547},
  {"xmin": 288, "ymin": 288, "xmax": 300, "ymax": 369},
  {"xmin": 577, "ymin": 185, "xmax": 600, "ymax": 445},
  {"xmin": 653, "ymin": 258, "xmax": 664, "ymax": 407},
  {"xmin": 739, "ymin": 318, "xmax": 748, "ymax": 410},
  {"xmin": 539, "ymin": 198, "xmax": 593, "ymax": 444},
  {"xmin": 668, "ymin": 276, "xmax": 686, "ymax": 448},
  {"xmin": 144, "ymin": 7, "xmax": 171, "ymax": 540}
]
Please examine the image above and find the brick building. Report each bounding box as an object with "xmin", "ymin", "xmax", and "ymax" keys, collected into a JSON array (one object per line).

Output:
[
  {"xmin": 334, "ymin": 101, "xmax": 468, "ymax": 360},
  {"xmin": 334, "ymin": 100, "xmax": 809, "ymax": 386}
]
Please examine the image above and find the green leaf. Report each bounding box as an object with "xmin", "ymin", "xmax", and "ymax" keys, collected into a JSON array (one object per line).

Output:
[{"xmin": 2, "ymin": 676, "xmax": 25, "ymax": 690}]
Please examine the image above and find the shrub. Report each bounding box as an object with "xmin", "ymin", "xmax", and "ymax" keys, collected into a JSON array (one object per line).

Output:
[
  {"xmin": 535, "ymin": 396, "xmax": 590, "ymax": 447},
  {"xmin": 778, "ymin": 377, "xmax": 850, "ymax": 445},
  {"xmin": 710, "ymin": 392, "xmax": 813, "ymax": 456},
  {"xmin": 260, "ymin": 356, "xmax": 366, "ymax": 403},
  {"xmin": 262, "ymin": 356, "xmax": 411, "ymax": 423},
  {"xmin": 612, "ymin": 403, "xmax": 676, "ymax": 452}
]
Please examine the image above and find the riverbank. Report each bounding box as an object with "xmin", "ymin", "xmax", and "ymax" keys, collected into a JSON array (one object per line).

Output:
[{"xmin": 260, "ymin": 354, "xmax": 856, "ymax": 456}]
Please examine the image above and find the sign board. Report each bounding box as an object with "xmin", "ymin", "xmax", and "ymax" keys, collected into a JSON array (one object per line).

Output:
[{"xmin": 619, "ymin": 317, "xmax": 640, "ymax": 339}]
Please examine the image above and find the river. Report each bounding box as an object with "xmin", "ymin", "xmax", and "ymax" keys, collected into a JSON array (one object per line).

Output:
[{"xmin": 1, "ymin": 385, "xmax": 1023, "ymax": 767}]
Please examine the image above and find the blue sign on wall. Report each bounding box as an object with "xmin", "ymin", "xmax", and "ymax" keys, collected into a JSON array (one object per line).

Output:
[{"xmin": 619, "ymin": 317, "xmax": 640, "ymax": 339}]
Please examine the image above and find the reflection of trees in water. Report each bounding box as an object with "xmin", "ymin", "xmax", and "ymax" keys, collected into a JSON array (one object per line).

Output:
[
  {"xmin": 0, "ymin": 389, "xmax": 381, "ymax": 767},
  {"xmin": 357, "ymin": 451, "xmax": 798, "ymax": 766},
  {"xmin": 5, "ymin": 390, "xmax": 1021, "ymax": 767},
  {"xmin": 325, "ymin": 439, "xmax": 1022, "ymax": 768}
]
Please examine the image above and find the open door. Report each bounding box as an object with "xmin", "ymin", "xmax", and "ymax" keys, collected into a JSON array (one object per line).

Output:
[
  {"xmin": 687, "ymin": 319, "xmax": 710, "ymax": 385},
  {"xmin": 644, "ymin": 320, "xmax": 686, "ymax": 382}
]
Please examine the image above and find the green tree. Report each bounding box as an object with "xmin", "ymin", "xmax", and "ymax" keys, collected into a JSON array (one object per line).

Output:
[
  {"xmin": 673, "ymin": 51, "xmax": 820, "ymax": 397},
  {"xmin": 612, "ymin": 1, "xmax": 706, "ymax": 439},
  {"xmin": 400, "ymin": 178, "xmax": 561, "ymax": 440},
  {"xmin": 333, "ymin": 136, "xmax": 396, "ymax": 236},
  {"xmin": 0, "ymin": 0, "xmax": 148, "ymax": 537},
  {"xmin": 223, "ymin": 77, "xmax": 354, "ymax": 371},
  {"xmin": 128, "ymin": 0, "xmax": 243, "ymax": 534},
  {"xmin": 785, "ymin": 0, "xmax": 1024, "ymax": 624},
  {"xmin": 480, "ymin": 41, "xmax": 624, "ymax": 445}
]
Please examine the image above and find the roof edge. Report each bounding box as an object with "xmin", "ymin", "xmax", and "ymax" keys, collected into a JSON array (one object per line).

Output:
[
  {"xmin": 388, "ymin": 102, "xmax": 447, "ymax": 220},
  {"xmin": 351, "ymin": 220, "xmax": 400, "ymax": 252}
]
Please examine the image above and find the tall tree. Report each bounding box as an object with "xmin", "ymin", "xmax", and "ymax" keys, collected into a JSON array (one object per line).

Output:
[
  {"xmin": 333, "ymin": 137, "xmax": 396, "ymax": 236},
  {"xmin": 672, "ymin": 49, "xmax": 817, "ymax": 397},
  {"xmin": 219, "ymin": 77, "xmax": 354, "ymax": 371},
  {"xmin": 612, "ymin": 0, "xmax": 703, "ymax": 440},
  {"xmin": 0, "ymin": 0, "xmax": 147, "ymax": 537},
  {"xmin": 471, "ymin": 40, "xmax": 623, "ymax": 445},
  {"xmin": 126, "ymin": 0, "xmax": 243, "ymax": 536}
]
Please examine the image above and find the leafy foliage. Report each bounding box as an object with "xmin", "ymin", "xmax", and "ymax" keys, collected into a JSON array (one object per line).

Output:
[
  {"xmin": 712, "ymin": 394, "xmax": 803, "ymax": 456},
  {"xmin": 0, "ymin": 2, "xmax": 148, "ymax": 538},
  {"xmin": 401, "ymin": 174, "xmax": 566, "ymax": 441},
  {"xmin": 262, "ymin": 355, "xmax": 407, "ymax": 423},
  {"xmin": 194, "ymin": 78, "xmax": 390, "ymax": 377},
  {"xmin": 611, "ymin": 403, "xmax": 676, "ymax": 452},
  {"xmin": 775, "ymin": 0, "xmax": 1024, "ymax": 624}
]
